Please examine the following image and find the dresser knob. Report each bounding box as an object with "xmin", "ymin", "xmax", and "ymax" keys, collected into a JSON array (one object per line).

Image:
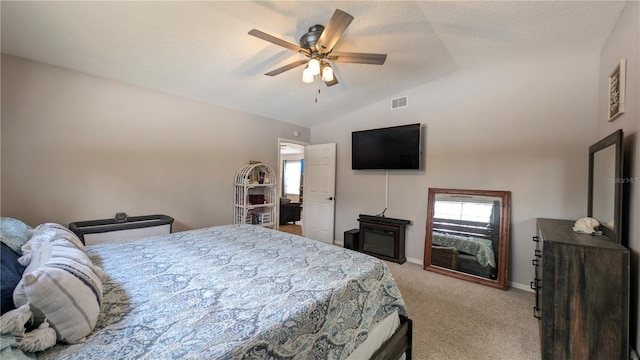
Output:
[
  {"xmin": 530, "ymin": 278, "xmax": 541, "ymax": 290},
  {"xmin": 533, "ymin": 306, "xmax": 541, "ymax": 319}
]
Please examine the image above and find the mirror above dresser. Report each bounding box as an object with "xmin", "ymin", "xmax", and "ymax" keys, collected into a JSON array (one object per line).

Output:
[{"xmin": 588, "ymin": 129, "xmax": 623, "ymax": 243}]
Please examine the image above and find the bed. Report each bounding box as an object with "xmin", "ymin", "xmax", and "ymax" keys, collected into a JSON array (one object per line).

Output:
[
  {"xmin": 1, "ymin": 219, "xmax": 411, "ymax": 359},
  {"xmin": 430, "ymin": 218, "xmax": 498, "ymax": 279}
]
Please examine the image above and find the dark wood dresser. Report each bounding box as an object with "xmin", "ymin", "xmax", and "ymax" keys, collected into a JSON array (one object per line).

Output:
[{"xmin": 533, "ymin": 218, "xmax": 629, "ymax": 360}]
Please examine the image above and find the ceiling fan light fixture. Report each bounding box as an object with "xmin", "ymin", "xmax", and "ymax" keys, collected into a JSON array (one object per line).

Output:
[
  {"xmin": 321, "ymin": 63, "xmax": 334, "ymax": 82},
  {"xmin": 302, "ymin": 66, "xmax": 315, "ymax": 83},
  {"xmin": 249, "ymin": 9, "xmax": 386, "ymax": 88},
  {"xmin": 308, "ymin": 57, "xmax": 320, "ymax": 76}
]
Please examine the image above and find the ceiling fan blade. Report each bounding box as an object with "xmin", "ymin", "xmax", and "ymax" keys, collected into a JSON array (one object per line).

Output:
[
  {"xmin": 249, "ymin": 29, "xmax": 310, "ymax": 56},
  {"xmin": 324, "ymin": 75, "xmax": 339, "ymax": 87},
  {"xmin": 265, "ymin": 59, "xmax": 308, "ymax": 76},
  {"xmin": 315, "ymin": 9, "xmax": 354, "ymax": 53},
  {"xmin": 328, "ymin": 52, "xmax": 387, "ymax": 65}
]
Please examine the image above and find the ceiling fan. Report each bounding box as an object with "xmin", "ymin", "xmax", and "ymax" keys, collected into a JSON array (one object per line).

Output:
[{"xmin": 248, "ymin": 9, "xmax": 387, "ymax": 87}]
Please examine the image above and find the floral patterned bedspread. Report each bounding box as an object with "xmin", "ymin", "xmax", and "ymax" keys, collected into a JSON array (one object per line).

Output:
[
  {"xmin": 37, "ymin": 224, "xmax": 407, "ymax": 359},
  {"xmin": 432, "ymin": 231, "xmax": 496, "ymax": 268}
]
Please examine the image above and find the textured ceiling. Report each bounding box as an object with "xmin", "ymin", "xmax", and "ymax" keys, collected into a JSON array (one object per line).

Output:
[{"xmin": 0, "ymin": 1, "xmax": 627, "ymax": 128}]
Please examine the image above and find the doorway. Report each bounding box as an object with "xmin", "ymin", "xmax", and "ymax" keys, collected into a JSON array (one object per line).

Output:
[{"xmin": 278, "ymin": 139, "xmax": 306, "ymax": 236}]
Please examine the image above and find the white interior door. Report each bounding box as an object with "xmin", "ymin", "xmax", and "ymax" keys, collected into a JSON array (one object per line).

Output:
[{"xmin": 303, "ymin": 143, "xmax": 336, "ymax": 244}]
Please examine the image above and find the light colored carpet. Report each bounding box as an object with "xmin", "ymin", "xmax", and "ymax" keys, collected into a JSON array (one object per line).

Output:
[{"xmin": 384, "ymin": 261, "xmax": 540, "ymax": 360}]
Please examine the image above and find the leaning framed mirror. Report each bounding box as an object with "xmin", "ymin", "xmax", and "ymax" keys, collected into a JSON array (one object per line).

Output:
[{"xmin": 423, "ymin": 188, "xmax": 511, "ymax": 290}]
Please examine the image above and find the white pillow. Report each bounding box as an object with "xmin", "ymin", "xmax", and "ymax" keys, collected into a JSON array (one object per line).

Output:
[
  {"xmin": 12, "ymin": 239, "xmax": 53, "ymax": 323},
  {"xmin": 13, "ymin": 223, "xmax": 103, "ymax": 344},
  {"xmin": 14, "ymin": 223, "xmax": 76, "ymax": 321}
]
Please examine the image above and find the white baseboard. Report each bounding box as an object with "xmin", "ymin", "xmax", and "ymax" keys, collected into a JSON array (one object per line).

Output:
[
  {"xmin": 347, "ymin": 252, "xmax": 534, "ymax": 292},
  {"xmin": 509, "ymin": 281, "xmax": 533, "ymax": 292}
]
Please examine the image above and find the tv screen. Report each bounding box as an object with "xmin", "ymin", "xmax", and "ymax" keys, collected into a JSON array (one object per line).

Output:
[{"xmin": 352, "ymin": 123, "xmax": 421, "ymax": 170}]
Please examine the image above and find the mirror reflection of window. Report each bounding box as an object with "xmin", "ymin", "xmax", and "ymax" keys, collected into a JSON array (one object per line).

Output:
[
  {"xmin": 283, "ymin": 160, "xmax": 301, "ymax": 195},
  {"xmin": 434, "ymin": 201, "xmax": 493, "ymax": 223}
]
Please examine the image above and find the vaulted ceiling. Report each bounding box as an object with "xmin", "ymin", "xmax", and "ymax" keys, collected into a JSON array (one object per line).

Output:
[{"xmin": 1, "ymin": 1, "xmax": 627, "ymax": 128}]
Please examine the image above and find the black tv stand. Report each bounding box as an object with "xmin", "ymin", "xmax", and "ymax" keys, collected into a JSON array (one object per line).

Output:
[
  {"xmin": 357, "ymin": 214, "xmax": 410, "ymax": 264},
  {"xmin": 359, "ymin": 214, "xmax": 410, "ymax": 226}
]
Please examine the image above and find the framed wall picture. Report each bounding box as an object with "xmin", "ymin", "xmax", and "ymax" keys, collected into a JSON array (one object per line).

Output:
[{"xmin": 608, "ymin": 59, "xmax": 626, "ymax": 122}]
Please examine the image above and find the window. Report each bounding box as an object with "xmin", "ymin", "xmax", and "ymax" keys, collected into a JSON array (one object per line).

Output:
[
  {"xmin": 283, "ymin": 160, "xmax": 301, "ymax": 195},
  {"xmin": 434, "ymin": 201, "xmax": 493, "ymax": 223}
]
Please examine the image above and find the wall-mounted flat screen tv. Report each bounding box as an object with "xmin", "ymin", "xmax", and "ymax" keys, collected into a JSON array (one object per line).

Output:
[{"xmin": 352, "ymin": 123, "xmax": 421, "ymax": 170}]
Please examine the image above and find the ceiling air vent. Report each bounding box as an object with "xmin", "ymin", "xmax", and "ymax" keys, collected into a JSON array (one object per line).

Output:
[{"xmin": 391, "ymin": 96, "xmax": 408, "ymax": 109}]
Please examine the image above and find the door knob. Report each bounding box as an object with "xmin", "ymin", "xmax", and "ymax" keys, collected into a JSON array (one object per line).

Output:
[{"xmin": 327, "ymin": 197, "xmax": 334, "ymax": 200}]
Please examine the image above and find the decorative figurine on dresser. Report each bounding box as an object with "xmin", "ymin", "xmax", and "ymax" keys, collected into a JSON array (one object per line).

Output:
[{"xmin": 531, "ymin": 130, "xmax": 629, "ymax": 360}]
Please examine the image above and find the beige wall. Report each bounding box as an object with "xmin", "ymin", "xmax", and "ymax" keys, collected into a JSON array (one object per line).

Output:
[
  {"xmin": 1, "ymin": 55, "xmax": 310, "ymax": 231},
  {"xmin": 311, "ymin": 54, "xmax": 600, "ymax": 289},
  {"xmin": 598, "ymin": 1, "xmax": 640, "ymax": 351}
]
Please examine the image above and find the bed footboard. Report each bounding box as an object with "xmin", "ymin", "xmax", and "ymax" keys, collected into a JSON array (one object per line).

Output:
[{"xmin": 370, "ymin": 315, "xmax": 412, "ymax": 360}]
